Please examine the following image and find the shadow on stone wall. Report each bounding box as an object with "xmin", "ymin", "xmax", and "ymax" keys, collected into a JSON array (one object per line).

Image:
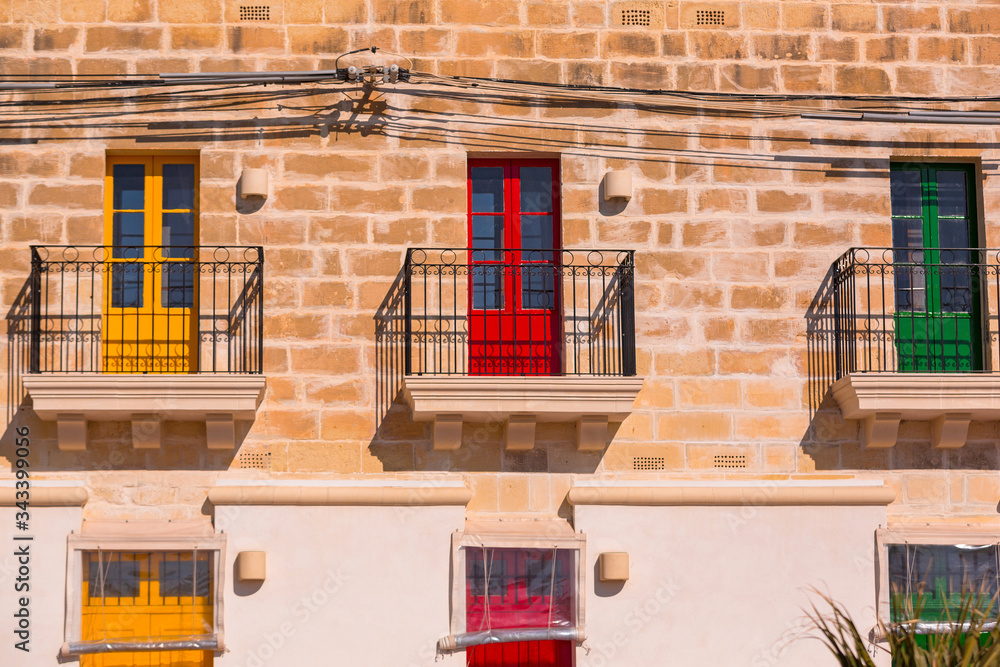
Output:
[
  {"xmin": 370, "ymin": 266, "xmax": 603, "ymax": 475},
  {"xmin": 2, "ymin": 275, "xmax": 242, "ymax": 472}
]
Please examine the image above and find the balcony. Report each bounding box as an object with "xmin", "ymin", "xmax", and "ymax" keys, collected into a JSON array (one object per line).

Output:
[
  {"xmin": 18, "ymin": 245, "xmax": 266, "ymax": 451},
  {"xmin": 830, "ymin": 247, "xmax": 1000, "ymax": 449},
  {"xmin": 397, "ymin": 248, "xmax": 643, "ymax": 451}
]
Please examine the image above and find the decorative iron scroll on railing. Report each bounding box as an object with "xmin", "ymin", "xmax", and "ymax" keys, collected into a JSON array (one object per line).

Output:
[
  {"xmin": 832, "ymin": 247, "xmax": 1000, "ymax": 378},
  {"xmin": 402, "ymin": 247, "xmax": 636, "ymax": 377},
  {"xmin": 28, "ymin": 245, "xmax": 264, "ymax": 374}
]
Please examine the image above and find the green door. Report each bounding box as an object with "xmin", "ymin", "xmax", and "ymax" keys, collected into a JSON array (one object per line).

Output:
[{"xmin": 890, "ymin": 164, "xmax": 982, "ymax": 372}]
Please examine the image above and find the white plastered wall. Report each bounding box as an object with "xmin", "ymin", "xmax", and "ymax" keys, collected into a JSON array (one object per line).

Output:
[
  {"xmin": 215, "ymin": 504, "xmax": 466, "ymax": 667},
  {"xmin": 0, "ymin": 505, "xmax": 82, "ymax": 666},
  {"xmin": 575, "ymin": 503, "xmax": 889, "ymax": 667}
]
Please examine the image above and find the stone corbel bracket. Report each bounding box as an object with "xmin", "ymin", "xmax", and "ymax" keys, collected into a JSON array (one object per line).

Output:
[
  {"xmin": 23, "ymin": 374, "xmax": 266, "ymax": 451},
  {"xmin": 401, "ymin": 375, "xmax": 644, "ymax": 451},
  {"xmin": 832, "ymin": 373, "xmax": 1000, "ymax": 449}
]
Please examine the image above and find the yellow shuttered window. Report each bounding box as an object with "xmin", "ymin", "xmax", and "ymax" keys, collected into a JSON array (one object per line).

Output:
[{"xmin": 79, "ymin": 551, "xmax": 214, "ymax": 667}]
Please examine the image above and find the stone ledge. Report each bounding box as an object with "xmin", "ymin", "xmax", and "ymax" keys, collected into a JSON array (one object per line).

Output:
[
  {"xmin": 0, "ymin": 487, "xmax": 88, "ymax": 506},
  {"xmin": 208, "ymin": 485, "xmax": 472, "ymax": 506},
  {"xmin": 567, "ymin": 484, "xmax": 896, "ymax": 507},
  {"xmin": 401, "ymin": 375, "xmax": 644, "ymax": 451},
  {"xmin": 23, "ymin": 373, "xmax": 266, "ymax": 451},
  {"xmin": 832, "ymin": 372, "xmax": 1000, "ymax": 449}
]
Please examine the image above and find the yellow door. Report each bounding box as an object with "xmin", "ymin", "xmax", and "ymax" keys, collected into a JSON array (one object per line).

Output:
[
  {"xmin": 82, "ymin": 552, "xmax": 214, "ymax": 667},
  {"xmin": 104, "ymin": 156, "xmax": 199, "ymax": 373}
]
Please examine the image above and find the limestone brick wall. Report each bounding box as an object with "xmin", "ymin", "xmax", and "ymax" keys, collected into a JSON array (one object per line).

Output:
[
  {"xmin": 0, "ymin": 0, "xmax": 997, "ymax": 93},
  {"xmin": 0, "ymin": 0, "xmax": 998, "ymax": 524}
]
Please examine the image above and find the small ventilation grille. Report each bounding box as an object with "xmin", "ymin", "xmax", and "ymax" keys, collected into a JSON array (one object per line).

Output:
[
  {"xmin": 696, "ymin": 9, "xmax": 725, "ymax": 25},
  {"xmin": 713, "ymin": 454, "xmax": 746, "ymax": 469},
  {"xmin": 239, "ymin": 5, "xmax": 270, "ymax": 20},
  {"xmin": 612, "ymin": 2, "xmax": 663, "ymax": 28},
  {"xmin": 621, "ymin": 8, "xmax": 652, "ymax": 26},
  {"xmin": 633, "ymin": 456, "xmax": 665, "ymax": 471},
  {"xmin": 238, "ymin": 450, "xmax": 271, "ymax": 470}
]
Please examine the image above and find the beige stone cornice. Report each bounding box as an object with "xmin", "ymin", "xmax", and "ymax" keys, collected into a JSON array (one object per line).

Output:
[
  {"xmin": 24, "ymin": 373, "xmax": 266, "ymax": 420},
  {"xmin": 832, "ymin": 373, "xmax": 1000, "ymax": 448},
  {"xmin": 23, "ymin": 373, "xmax": 266, "ymax": 451},
  {"xmin": 402, "ymin": 375, "xmax": 643, "ymax": 422},
  {"xmin": 208, "ymin": 485, "xmax": 472, "ymax": 506},
  {"xmin": 401, "ymin": 375, "xmax": 644, "ymax": 451},
  {"xmin": 567, "ymin": 484, "xmax": 896, "ymax": 507}
]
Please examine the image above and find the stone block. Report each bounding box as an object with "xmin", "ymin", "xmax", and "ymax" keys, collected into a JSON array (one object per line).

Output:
[
  {"xmin": 227, "ymin": 26, "xmax": 286, "ymax": 53},
  {"xmin": 657, "ymin": 411, "xmax": 731, "ymax": 441},
  {"xmin": 85, "ymin": 27, "xmax": 163, "ymax": 52},
  {"xmin": 865, "ymin": 36, "xmax": 909, "ymax": 63},
  {"xmin": 131, "ymin": 414, "xmax": 161, "ymax": 450},
  {"xmin": 783, "ymin": 4, "xmax": 827, "ymax": 30},
  {"xmin": 884, "ymin": 7, "xmax": 941, "ymax": 32},
  {"xmin": 288, "ymin": 26, "xmax": 349, "ymax": 54},
  {"xmin": 576, "ymin": 415, "xmax": 609, "ymax": 451},
  {"xmin": 504, "ymin": 415, "xmax": 536, "ymax": 451},
  {"xmin": 539, "ymin": 32, "xmax": 599, "ymax": 59},
  {"xmin": 689, "ymin": 32, "xmax": 747, "ymax": 59},
  {"xmin": 602, "ymin": 31, "xmax": 662, "ymax": 58},
  {"xmin": 161, "ymin": 0, "xmax": 222, "ymax": 22},
  {"xmin": 55, "ymin": 414, "xmax": 87, "ymax": 451},
  {"xmin": 818, "ymin": 36, "xmax": 858, "ymax": 62},
  {"xmin": 831, "ymin": 4, "xmax": 877, "ymax": 32},
  {"xmin": 949, "ymin": 8, "xmax": 1000, "ymax": 35},
  {"xmin": 916, "ymin": 36, "xmax": 968, "ymax": 63},
  {"xmin": 752, "ymin": 34, "xmax": 809, "ymax": 61}
]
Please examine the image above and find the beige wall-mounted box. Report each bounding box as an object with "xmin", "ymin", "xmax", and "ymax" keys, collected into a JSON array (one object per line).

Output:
[
  {"xmin": 236, "ymin": 551, "xmax": 267, "ymax": 583},
  {"xmin": 599, "ymin": 552, "xmax": 630, "ymax": 582},
  {"xmin": 240, "ymin": 168, "xmax": 268, "ymax": 197},
  {"xmin": 603, "ymin": 171, "xmax": 632, "ymax": 202}
]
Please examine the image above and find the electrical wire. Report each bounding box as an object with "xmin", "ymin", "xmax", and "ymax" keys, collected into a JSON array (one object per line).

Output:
[
  {"xmin": 404, "ymin": 71, "xmax": 1000, "ymax": 120},
  {"xmin": 5, "ymin": 66, "xmax": 994, "ymax": 105},
  {"xmin": 802, "ymin": 111, "xmax": 1000, "ymax": 125},
  {"xmin": 1, "ymin": 51, "xmax": 1000, "ymax": 121},
  {"xmin": 333, "ymin": 45, "xmax": 414, "ymax": 70},
  {"xmin": 404, "ymin": 70, "xmax": 1000, "ymax": 105}
]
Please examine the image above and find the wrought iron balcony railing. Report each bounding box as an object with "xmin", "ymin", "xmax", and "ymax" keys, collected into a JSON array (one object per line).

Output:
[
  {"xmin": 402, "ymin": 248, "xmax": 636, "ymax": 377},
  {"xmin": 26, "ymin": 245, "xmax": 263, "ymax": 374},
  {"xmin": 832, "ymin": 247, "xmax": 1000, "ymax": 377}
]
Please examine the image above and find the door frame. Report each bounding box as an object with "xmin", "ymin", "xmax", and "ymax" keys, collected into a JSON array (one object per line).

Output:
[
  {"xmin": 103, "ymin": 154, "xmax": 200, "ymax": 373},
  {"xmin": 889, "ymin": 161, "xmax": 986, "ymax": 372},
  {"xmin": 466, "ymin": 157, "xmax": 562, "ymax": 375}
]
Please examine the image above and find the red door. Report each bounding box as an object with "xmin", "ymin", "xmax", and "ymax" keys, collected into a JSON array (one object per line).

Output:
[
  {"xmin": 467, "ymin": 641, "xmax": 574, "ymax": 667},
  {"xmin": 465, "ymin": 548, "xmax": 575, "ymax": 667},
  {"xmin": 468, "ymin": 159, "xmax": 561, "ymax": 375}
]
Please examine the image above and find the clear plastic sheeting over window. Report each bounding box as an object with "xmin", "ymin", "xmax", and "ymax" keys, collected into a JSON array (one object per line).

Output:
[
  {"xmin": 65, "ymin": 634, "xmax": 219, "ymax": 655},
  {"xmin": 63, "ymin": 522, "xmax": 226, "ymax": 663},
  {"xmin": 441, "ymin": 524, "xmax": 585, "ymax": 652},
  {"xmin": 74, "ymin": 550, "xmax": 216, "ymax": 665},
  {"xmin": 466, "ymin": 548, "xmax": 576, "ymax": 631},
  {"xmin": 888, "ymin": 543, "xmax": 1000, "ymax": 622},
  {"xmin": 438, "ymin": 627, "xmax": 583, "ymax": 651}
]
